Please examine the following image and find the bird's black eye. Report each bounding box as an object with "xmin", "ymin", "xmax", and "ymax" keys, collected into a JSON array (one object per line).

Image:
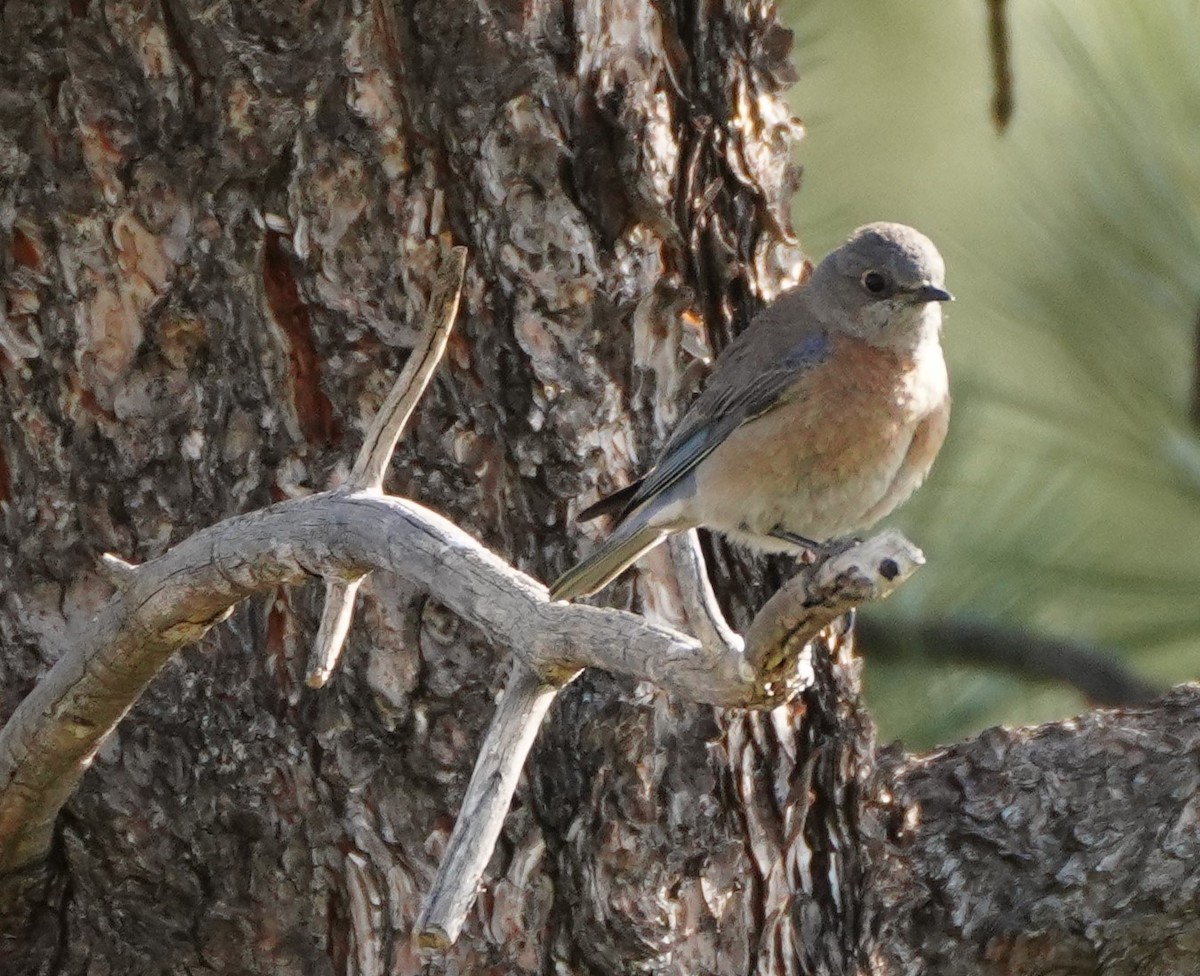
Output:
[{"xmin": 861, "ymin": 270, "xmax": 888, "ymax": 295}]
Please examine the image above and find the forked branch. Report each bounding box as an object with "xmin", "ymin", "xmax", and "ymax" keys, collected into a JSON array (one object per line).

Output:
[
  {"xmin": 0, "ymin": 242, "xmax": 924, "ymax": 948},
  {"xmin": 0, "ymin": 491, "xmax": 920, "ymax": 884},
  {"xmin": 307, "ymin": 246, "xmax": 468, "ymax": 688}
]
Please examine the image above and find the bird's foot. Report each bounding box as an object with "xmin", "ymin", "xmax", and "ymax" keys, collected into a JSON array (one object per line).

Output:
[
  {"xmin": 769, "ymin": 529, "xmax": 821, "ymax": 551},
  {"xmin": 768, "ymin": 530, "xmax": 821, "ymax": 564},
  {"xmin": 768, "ymin": 530, "xmax": 862, "ymax": 565}
]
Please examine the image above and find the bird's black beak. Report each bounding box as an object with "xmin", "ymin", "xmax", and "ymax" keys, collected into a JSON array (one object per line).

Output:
[{"xmin": 913, "ymin": 284, "xmax": 954, "ymax": 303}]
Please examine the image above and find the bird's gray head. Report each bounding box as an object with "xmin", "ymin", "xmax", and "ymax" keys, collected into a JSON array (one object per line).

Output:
[{"xmin": 807, "ymin": 222, "xmax": 952, "ymax": 350}]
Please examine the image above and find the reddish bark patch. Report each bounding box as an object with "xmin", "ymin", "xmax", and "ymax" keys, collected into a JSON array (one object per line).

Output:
[
  {"xmin": 10, "ymin": 227, "xmax": 41, "ymax": 271},
  {"xmin": 67, "ymin": 369, "xmax": 118, "ymax": 423},
  {"xmin": 261, "ymin": 231, "xmax": 337, "ymax": 447}
]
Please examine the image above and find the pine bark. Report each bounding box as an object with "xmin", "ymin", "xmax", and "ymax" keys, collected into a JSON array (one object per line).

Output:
[{"xmin": 2, "ymin": 3, "xmax": 1198, "ymax": 976}]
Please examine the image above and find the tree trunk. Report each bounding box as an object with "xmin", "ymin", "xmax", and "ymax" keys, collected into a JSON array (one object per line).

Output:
[
  {"xmin": 3, "ymin": 3, "xmax": 1199, "ymax": 976},
  {"xmin": 1, "ymin": 0, "xmax": 839, "ymax": 972}
]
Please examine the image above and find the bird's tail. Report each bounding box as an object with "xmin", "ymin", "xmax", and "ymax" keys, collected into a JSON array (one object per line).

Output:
[{"xmin": 549, "ymin": 519, "xmax": 668, "ymax": 601}]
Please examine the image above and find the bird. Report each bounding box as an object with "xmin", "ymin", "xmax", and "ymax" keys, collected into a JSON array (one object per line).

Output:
[{"xmin": 549, "ymin": 222, "xmax": 953, "ymax": 602}]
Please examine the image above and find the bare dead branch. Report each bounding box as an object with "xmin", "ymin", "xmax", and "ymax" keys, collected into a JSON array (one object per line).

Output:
[
  {"xmin": 667, "ymin": 531, "xmax": 745, "ymax": 658},
  {"xmin": 0, "ymin": 490, "xmax": 920, "ymax": 882},
  {"xmin": 744, "ymin": 531, "xmax": 923, "ymax": 701},
  {"xmin": 307, "ymin": 246, "xmax": 468, "ymax": 688},
  {"xmin": 349, "ymin": 247, "xmax": 466, "ymax": 490},
  {"xmin": 856, "ymin": 615, "xmax": 1160, "ymax": 706},
  {"xmin": 308, "ymin": 576, "xmax": 365, "ymax": 687},
  {"xmin": 415, "ymin": 660, "xmax": 568, "ymax": 949},
  {"xmin": 97, "ymin": 552, "xmax": 138, "ymax": 589},
  {"xmin": 987, "ymin": 0, "xmax": 1014, "ymax": 132}
]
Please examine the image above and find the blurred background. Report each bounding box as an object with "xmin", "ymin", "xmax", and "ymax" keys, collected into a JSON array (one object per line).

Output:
[{"xmin": 780, "ymin": 0, "xmax": 1200, "ymax": 748}]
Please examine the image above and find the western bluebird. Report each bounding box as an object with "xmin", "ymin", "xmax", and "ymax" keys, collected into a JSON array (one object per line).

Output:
[{"xmin": 549, "ymin": 222, "xmax": 953, "ymax": 602}]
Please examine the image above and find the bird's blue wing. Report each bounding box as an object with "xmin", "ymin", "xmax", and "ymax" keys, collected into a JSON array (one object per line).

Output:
[{"xmin": 623, "ymin": 330, "xmax": 831, "ymax": 514}]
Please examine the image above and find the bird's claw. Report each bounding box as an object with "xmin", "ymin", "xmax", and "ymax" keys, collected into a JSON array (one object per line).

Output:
[{"xmin": 769, "ymin": 530, "xmax": 862, "ymax": 565}]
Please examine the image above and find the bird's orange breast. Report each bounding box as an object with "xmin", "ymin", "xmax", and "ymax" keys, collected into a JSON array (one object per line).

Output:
[{"xmin": 690, "ymin": 332, "xmax": 949, "ymax": 545}]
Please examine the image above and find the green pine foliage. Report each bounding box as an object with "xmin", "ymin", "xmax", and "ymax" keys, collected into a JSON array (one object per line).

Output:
[{"xmin": 785, "ymin": 0, "xmax": 1200, "ymax": 747}]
